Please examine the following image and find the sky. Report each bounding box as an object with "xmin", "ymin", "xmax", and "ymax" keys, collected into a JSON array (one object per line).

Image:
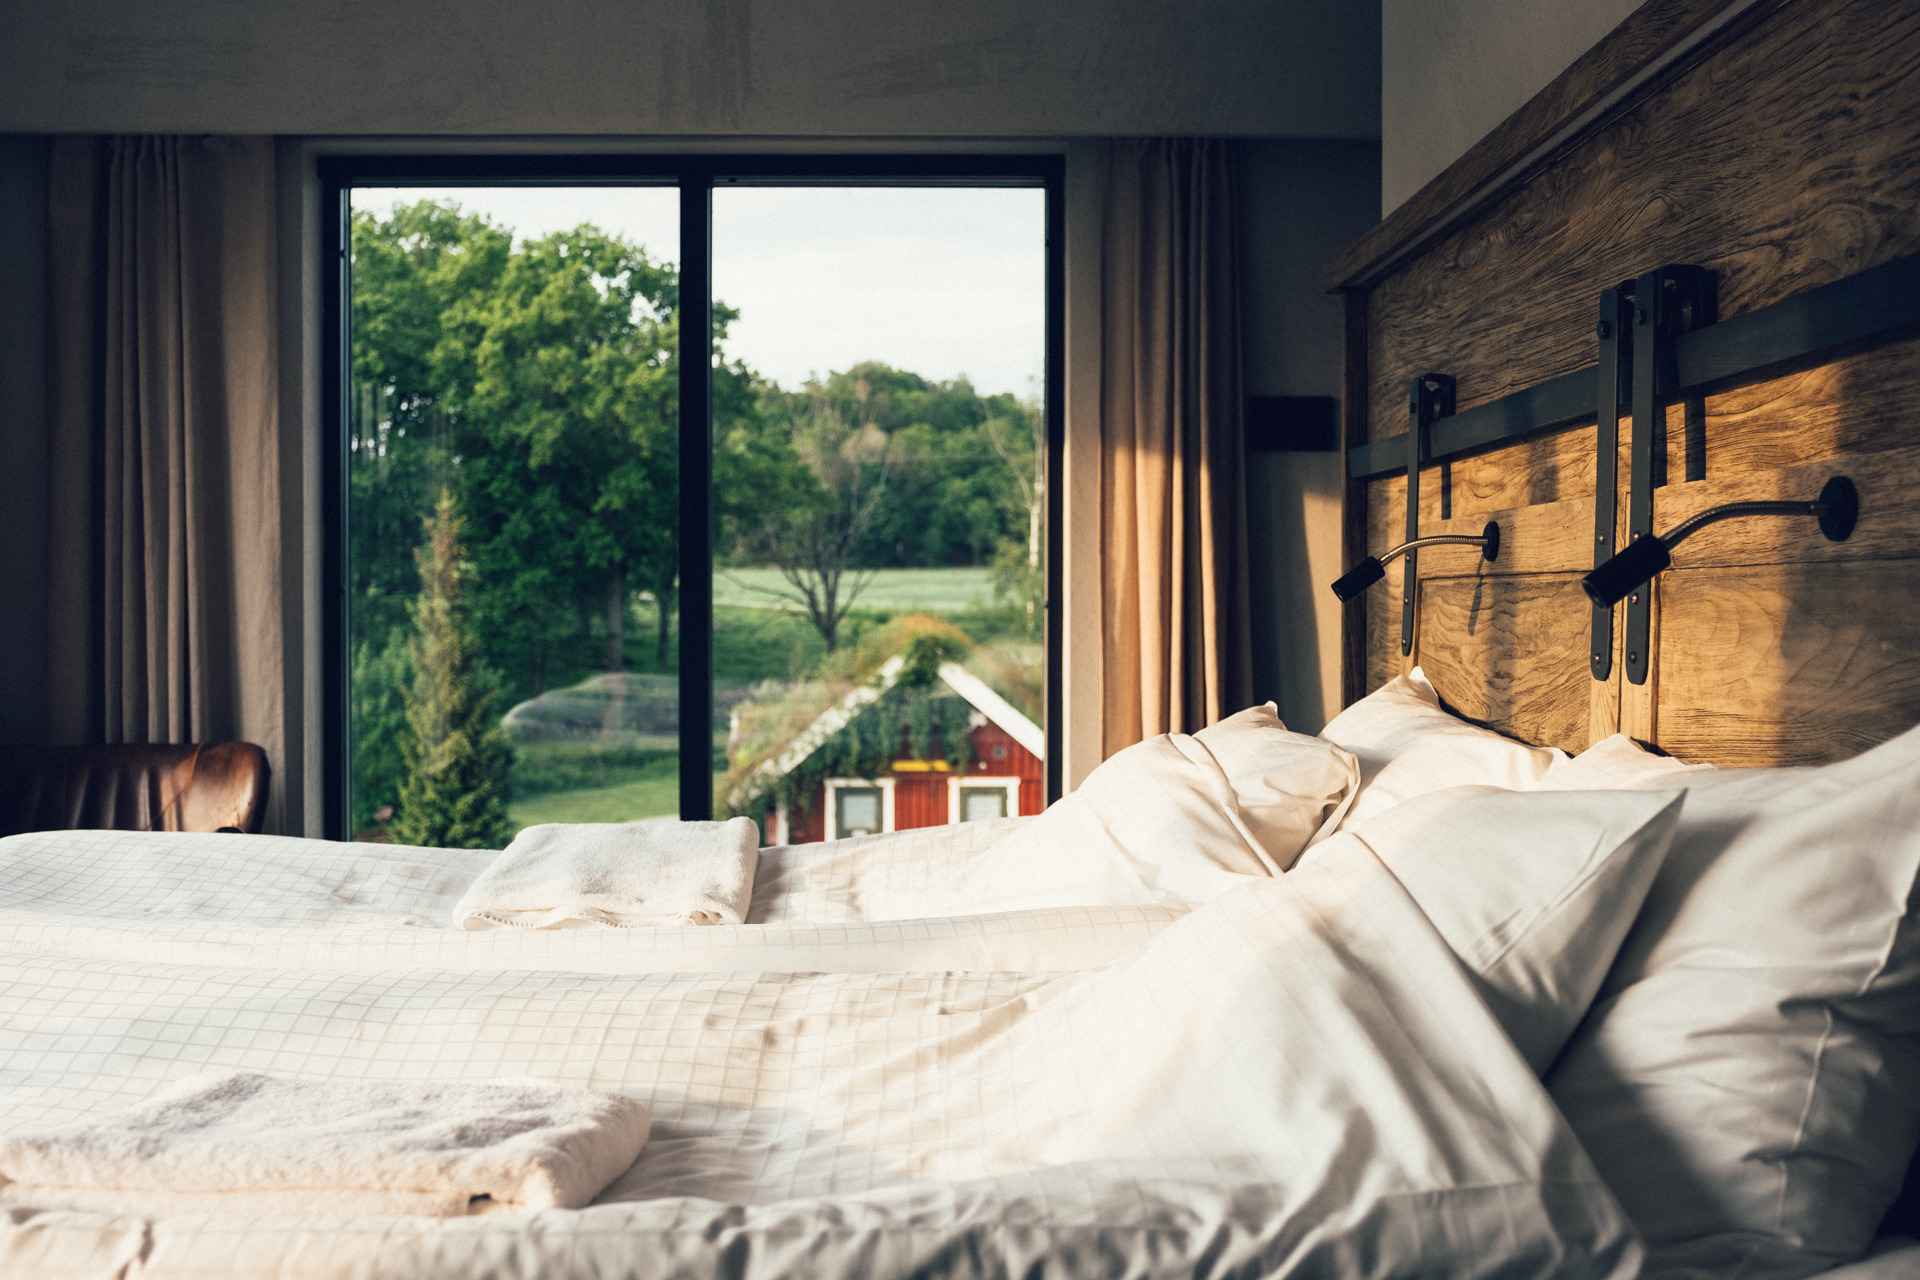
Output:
[{"xmin": 352, "ymin": 185, "xmax": 1046, "ymax": 400}]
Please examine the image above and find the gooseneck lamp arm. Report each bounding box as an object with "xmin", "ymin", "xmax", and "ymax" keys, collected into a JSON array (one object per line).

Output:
[
  {"xmin": 1330, "ymin": 521, "xmax": 1501, "ymax": 603},
  {"xmin": 1580, "ymin": 475, "xmax": 1859, "ymax": 608}
]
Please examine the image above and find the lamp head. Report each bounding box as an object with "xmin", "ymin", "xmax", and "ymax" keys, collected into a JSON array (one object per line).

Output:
[
  {"xmin": 1330, "ymin": 557, "xmax": 1386, "ymax": 602},
  {"xmin": 1581, "ymin": 535, "xmax": 1672, "ymax": 608}
]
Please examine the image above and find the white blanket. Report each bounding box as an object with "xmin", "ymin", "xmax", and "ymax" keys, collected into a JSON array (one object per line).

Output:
[
  {"xmin": 0, "ymin": 829, "xmax": 1175, "ymax": 975},
  {"xmin": 0, "ymin": 1072, "xmax": 649, "ymax": 1217},
  {"xmin": 454, "ymin": 817, "xmax": 760, "ymax": 929},
  {"xmin": 0, "ymin": 827, "xmax": 1639, "ymax": 1279}
]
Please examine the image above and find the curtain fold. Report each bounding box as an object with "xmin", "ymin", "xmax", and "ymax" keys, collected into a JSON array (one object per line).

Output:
[
  {"xmin": 46, "ymin": 136, "xmax": 287, "ymax": 830},
  {"xmin": 1097, "ymin": 139, "xmax": 1252, "ymax": 755}
]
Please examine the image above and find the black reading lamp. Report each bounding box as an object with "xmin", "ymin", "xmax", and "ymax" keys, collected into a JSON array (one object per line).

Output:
[
  {"xmin": 1581, "ymin": 476, "xmax": 1859, "ymax": 607},
  {"xmin": 1330, "ymin": 521, "xmax": 1501, "ymax": 603}
]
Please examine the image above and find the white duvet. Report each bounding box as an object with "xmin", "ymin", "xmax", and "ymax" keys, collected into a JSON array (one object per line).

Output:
[{"xmin": 0, "ymin": 826, "xmax": 1638, "ymax": 1278}]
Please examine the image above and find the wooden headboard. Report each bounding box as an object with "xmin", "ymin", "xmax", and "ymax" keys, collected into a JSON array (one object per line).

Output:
[{"xmin": 1330, "ymin": 0, "xmax": 1920, "ymax": 766}]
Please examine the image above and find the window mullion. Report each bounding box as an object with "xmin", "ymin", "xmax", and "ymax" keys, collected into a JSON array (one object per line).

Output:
[{"xmin": 678, "ymin": 171, "xmax": 715, "ymax": 820}]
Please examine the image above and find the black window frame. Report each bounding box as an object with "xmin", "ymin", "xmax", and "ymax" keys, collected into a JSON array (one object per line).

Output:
[{"xmin": 319, "ymin": 153, "xmax": 1065, "ymax": 839}]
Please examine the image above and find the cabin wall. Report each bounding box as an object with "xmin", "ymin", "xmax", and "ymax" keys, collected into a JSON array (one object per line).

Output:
[{"xmin": 1348, "ymin": 0, "xmax": 1920, "ymax": 765}]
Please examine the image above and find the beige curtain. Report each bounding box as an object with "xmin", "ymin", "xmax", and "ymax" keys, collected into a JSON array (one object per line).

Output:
[
  {"xmin": 45, "ymin": 136, "xmax": 288, "ymax": 828},
  {"xmin": 1097, "ymin": 139, "xmax": 1252, "ymax": 755}
]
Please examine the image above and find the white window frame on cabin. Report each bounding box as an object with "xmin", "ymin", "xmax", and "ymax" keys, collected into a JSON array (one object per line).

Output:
[
  {"xmin": 947, "ymin": 775, "xmax": 1022, "ymax": 824},
  {"xmin": 824, "ymin": 777, "xmax": 897, "ymax": 841}
]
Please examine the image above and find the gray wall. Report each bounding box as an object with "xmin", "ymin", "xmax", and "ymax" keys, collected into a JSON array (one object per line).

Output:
[
  {"xmin": 1240, "ymin": 140, "xmax": 1380, "ymax": 732},
  {"xmin": 2, "ymin": 0, "xmax": 1380, "ymax": 139},
  {"xmin": 0, "ymin": 137, "xmax": 50, "ymax": 742},
  {"xmin": 1382, "ymin": 0, "xmax": 1641, "ymax": 212}
]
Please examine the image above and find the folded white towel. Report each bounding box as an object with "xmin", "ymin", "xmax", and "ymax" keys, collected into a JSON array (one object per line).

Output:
[
  {"xmin": 0, "ymin": 1072, "xmax": 650, "ymax": 1217},
  {"xmin": 453, "ymin": 816, "xmax": 761, "ymax": 930}
]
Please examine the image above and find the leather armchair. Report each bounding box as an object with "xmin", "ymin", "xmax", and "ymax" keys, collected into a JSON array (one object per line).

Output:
[{"xmin": 0, "ymin": 742, "xmax": 270, "ymax": 837}]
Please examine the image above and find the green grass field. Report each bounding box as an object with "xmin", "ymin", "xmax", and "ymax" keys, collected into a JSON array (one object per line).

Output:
[
  {"xmin": 713, "ymin": 566, "xmax": 999, "ymax": 614},
  {"xmin": 506, "ymin": 740, "xmax": 731, "ymax": 827},
  {"xmin": 627, "ymin": 569, "xmax": 1016, "ymax": 687},
  {"xmin": 508, "ymin": 751, "xmax": 680, "ymax": 826}
]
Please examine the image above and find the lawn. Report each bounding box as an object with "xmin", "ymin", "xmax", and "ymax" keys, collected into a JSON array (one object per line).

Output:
[
  {"xmin": 626, "ymin": 570, "xmax": 1017, "ymax": 686},
  {"xmin": 506, "ymin": 742, "xmax": 730, "ymax": 828},
  {"xmin": 508, "ymin": 751, "xmax": 681, "ymax": 826},
  {"xmin": 713, "ymin": 565, "xmax": 999, "ymax": 614}
]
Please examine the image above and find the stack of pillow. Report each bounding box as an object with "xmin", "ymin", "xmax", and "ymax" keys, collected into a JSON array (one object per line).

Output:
[
  {"xmin": 967, "ymin": 667, "xmax": 1919, "ymax": 1273},
  {"xmin": 1312, "ymin": 668, "xmax": 1920, "ymax": 1278}
]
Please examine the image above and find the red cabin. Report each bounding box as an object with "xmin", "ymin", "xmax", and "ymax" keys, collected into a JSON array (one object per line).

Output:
[{"xmin": 730, "ymin": 657, "xmax": 1045, "ymax": 846}]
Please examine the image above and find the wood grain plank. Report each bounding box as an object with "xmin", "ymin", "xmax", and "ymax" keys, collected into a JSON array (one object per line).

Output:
[
  {"xmin": 1589, "ymin": 599, "xmax": 1624, "ymax": 743},
  {"xmin": 1365, "ymin": 476, "xmax": 1601, "ymax": 578},
  {"xmin": 1328, "ymin": 0, "xmax": 1780, "ymax": 291},
  {"xmin": 1356, "ymin": 421, "xmax": 1630, "ymax": 736},
  {"xmin": 1413, "ymin": 573, "xmax": 1596, "ymax": 753},
  {"xmin": 1650, "ymin": 559, "xmax": 1920, "ymax": 765},
  {"xmin": 1364, "ymin": 0, "xmax": 1920, "ymax": 453},
  {"xmin": 1345, "ymin": 0, "xmax": 1920, "ymax": 769},
  {"xmin": 1655, "ymin": 441, "xmax": 1920, "ymax": 570}
]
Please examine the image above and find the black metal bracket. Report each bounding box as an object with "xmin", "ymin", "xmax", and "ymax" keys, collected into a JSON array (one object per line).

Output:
[
  {"xmin": 1347, "ymin": 250, "xmax": 1920, "ymax": 483},
  {"xmin": 1590, "ymin": 283, "xmax": 1635, "ymax": 682},
  {"xmin": 1403, "ymin": 373, "xmax": 1456, "ymax": 656},
  {"xmin": 1625, "ymin": 265, "xmax": 1716, "ymax": 686}
]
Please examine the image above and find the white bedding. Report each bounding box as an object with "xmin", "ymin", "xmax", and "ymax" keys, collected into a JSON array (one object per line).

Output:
[{"xmin": 0, "ymin": 825, "xmax": 1639, "ymax": 1278}]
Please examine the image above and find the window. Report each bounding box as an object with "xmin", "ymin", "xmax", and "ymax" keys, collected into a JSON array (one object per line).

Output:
[
  {"xmin": 950, "ymin": 777, "xmax": 1021, "ymax": 823},
  {"xmin": 825, "ymin": 779, "xmax": 895, "ymax": 840},
  {"xmin": 323, "ymin": 156, "xmax": 1062, "ymax": 843},
  {"xmin": 338, "ymin": 182, "xmax": 682, "ymax": 846}
]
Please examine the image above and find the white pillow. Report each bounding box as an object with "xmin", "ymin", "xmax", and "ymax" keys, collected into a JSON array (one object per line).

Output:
[
  {"xmin": 1302, "ymin": 784, "xmax": 1684, "ymax": 1075},
  {"xmin": 1320, "ymin": 667, "xmax": 1566, "ymax": 829},
  {"xmin": 1546, "ymin": 723, "xmax": 1920, "ymax": 1278},
  {"xmin": 1538, "ymin": 733, "xmax": 1718, "ymax": 789},
  {"xmin": 957, "ymin": 704, "xmax": 1359, "ymax": 913},
  {"xmin": 1191, "ymin": 701, "xmax": 1359, "ymax": 857}
]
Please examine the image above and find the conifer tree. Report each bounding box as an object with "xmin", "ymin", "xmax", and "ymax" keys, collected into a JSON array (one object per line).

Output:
[{"xmin": 392, "ymin": 490, "xmax": 516, "ymax": 849}]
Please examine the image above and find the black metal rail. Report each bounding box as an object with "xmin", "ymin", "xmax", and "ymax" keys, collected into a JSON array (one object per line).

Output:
[{"xmin": 1347, "ymin": 252, "xmax": 1920, "ymax": 482}]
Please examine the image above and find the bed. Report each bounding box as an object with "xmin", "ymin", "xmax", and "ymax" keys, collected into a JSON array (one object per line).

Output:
[
  {"xmin": 6, "ymin": 0, "xmax": 1920, "ymax": 1275},
  {"xmin": 0, "ymin": 808, "xmax": 1642, "ymax": 1277},
  {"xmin": 0, "ymin": 731, "xmax": 1917, "ymax": 1279}
]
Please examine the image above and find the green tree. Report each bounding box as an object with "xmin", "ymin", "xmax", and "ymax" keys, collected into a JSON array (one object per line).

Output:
[
  {"xmin": 749, "ymin": 362, "xmax": 1038, "ymax": 570},
  {"xmin": 736, "ymin": 396, "xmax": 902, "ymax": 651},
  {"xmin": 348, "ymin": 204, "xmax": 511, "ymax": 657},
  {"xmin": 352, "ymin": 204, "xmax": 769, "ymax": 700},
  {"xmin": 453, "ymin": 227, "xmax": 678, "ymax": 683},
  {"xmin": 392, "ymin": 491, "xmax": 516, "ymax": 850}
]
